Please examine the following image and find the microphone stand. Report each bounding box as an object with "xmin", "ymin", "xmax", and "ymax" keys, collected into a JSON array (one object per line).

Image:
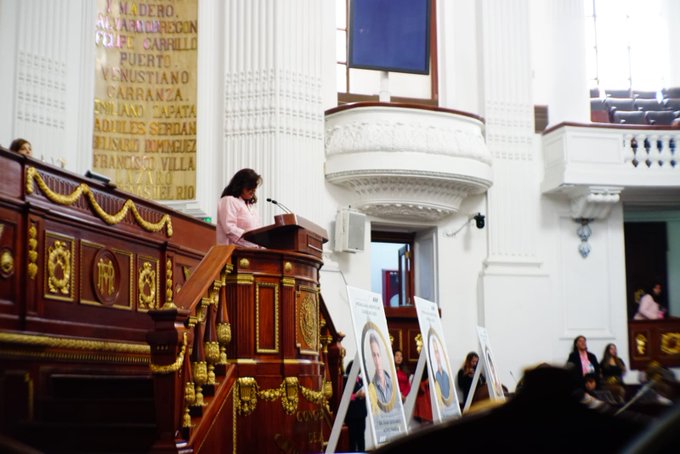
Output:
[{"xmin": 266, "ymin": 198, "xmax": 293, "ymax": 214}]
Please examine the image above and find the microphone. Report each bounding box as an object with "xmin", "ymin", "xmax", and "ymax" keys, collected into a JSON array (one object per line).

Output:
[{"xmin": 266, "ymin": 198, "xmax": 292, "ymax": 214}]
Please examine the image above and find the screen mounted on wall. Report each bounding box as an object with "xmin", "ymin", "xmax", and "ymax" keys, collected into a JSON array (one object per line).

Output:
[{"xmin": 349, "ymin": 0, "xmax": 431, "ymax": 75}]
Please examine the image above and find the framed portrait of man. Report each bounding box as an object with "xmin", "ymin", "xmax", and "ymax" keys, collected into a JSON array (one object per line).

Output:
[
  {"xmin": 346, "ymin": 286, "xmax": 407, "ymax": 447},
  {"xmin": 414, "ymin": 296, "xmax": 461, "ymax": 422},
  {"xmin": 362, "ymin": 322, "xmax": 398, "ymax": 413}
]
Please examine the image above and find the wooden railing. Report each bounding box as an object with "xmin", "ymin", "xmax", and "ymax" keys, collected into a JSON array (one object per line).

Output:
[{"xmin": 147, "ymin": 244, "xmax": 237, "ymax": 452}]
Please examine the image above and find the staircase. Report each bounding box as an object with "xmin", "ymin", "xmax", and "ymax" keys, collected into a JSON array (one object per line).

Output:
[{"xmin": 14, "ymin": 373, "xmax": 157, "ymax": 453}]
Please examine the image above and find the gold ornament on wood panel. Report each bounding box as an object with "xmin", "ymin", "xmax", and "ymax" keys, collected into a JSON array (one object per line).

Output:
[
  {"xmin": 27, "ymin": 225, "xmax": 38, "ymax": 279},
  {"xmin": 138, "ymin": 261, "xmax": 157, "ymax": 310},
  {"xmin": 299, "ymin": 294, "xmax": 318, "ymax": 351},
  {"xmin": 47, "ymin": 240, "xmax": 71, "ymax": 295}
]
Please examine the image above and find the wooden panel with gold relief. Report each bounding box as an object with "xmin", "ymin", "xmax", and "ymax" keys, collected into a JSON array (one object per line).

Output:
[
  {"xmin": 629, "ymin": 319, "xmax": 680, "ymax": 369},
  {"xmin": 43, "ymin": 231, "xmax": 76, "ymax": 303},
  {"xmin": 80, "ymin": 240, "xmax": 133, "ymax": 310},
  {"xmin": 136, "ymin": 256, "xmax": 160, "ymax": 312},
  {"xmin": 295, "ymin": 285, "xmax": 320, "ymax": 355},
  {"xmin": 256, "ymin": 279, "xmax": 280, "ymax": 354},
  {"xmin": 0, "ymin": 206, "xmax": 22, "ymax": 325}
]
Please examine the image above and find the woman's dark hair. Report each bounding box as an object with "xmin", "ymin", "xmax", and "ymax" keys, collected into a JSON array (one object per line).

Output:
[
  {"xmin": 221, "ymin": 168, "xmax": 262, "ymax": 204},
  {"xmin": 601, "ymin": 343, "xmax": 624, "ymax": 369},
  {"xmin": 572, "ymin": 335, "xmax": 586, "ymax": 352},
  {"xmin": 9, "ymin": 138, "xmax": 30, "ymax": 152},
  {"xmin": 462, "ymin": 351, "xmax": 479, "ymax": 368},
  {"xmin": 394, "ymin": 348, "xmax": 409, "ymax": 373}
]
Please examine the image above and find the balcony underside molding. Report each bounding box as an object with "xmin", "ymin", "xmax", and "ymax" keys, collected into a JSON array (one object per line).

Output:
[{"xmin": 324, "ymin": 103, "xmax": 493, "ymax": 221}]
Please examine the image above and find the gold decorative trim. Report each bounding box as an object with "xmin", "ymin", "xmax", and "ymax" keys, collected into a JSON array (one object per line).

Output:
[
  {"xmin": 27, "ymin": 224, "xmax": 38, "ymax": 279},
  {"xmin": 0, "ymin": 332, "xmax": 149, "ymax": 353},
  {"xmin": 138, "ymin": 261, "xmax": 157, "ymax": 310},
  {"xmin": 44, "ymin": 232, "xmax": 75, "ymax": 302},
  {"xmin": 635, "ymin": 333, "xmax": 648, "ymax": 356},
  {"xmin": 162, "ymin": 258, "xmax": 176, "ymax": 309},
  {"xmin": 0, "ymin": 249, "xmax": 14, "ymax": 276},
  {"xmin": 226, "ymin": 274, "xmax": 254, "ymax": 285},
  {"xmin": 235, "ymin": 376, "xmax": 330, "ymax": 416},
  {"xmin": 256, "ymin": 282, "xmax": 279, "ymax": 354},
  {"xmin": 0, "ymin": 348, "xmax": 149, "ymax": 365},
  {"xmin": 149, "ymin": 332, "xmax": 187, "ymax": 374},
  {"xmin": 281, "ymin": 277, "xmax": 296, "ymax": 287},
  {"xmin": 283, "ymin": 262, "xmax": 292, "ymax": 273},
  {"xmin": 660, "ymin": 332, "xmax": 680, "ymax": 355},
  {"xmin": 26, "ymin": 166, "xmax": 173, "ymax": 236}
]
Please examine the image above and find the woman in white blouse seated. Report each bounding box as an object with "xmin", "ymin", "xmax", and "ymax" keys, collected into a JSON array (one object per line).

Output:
[{"xmin": 216, "ymin": 168, "xmax": 262, "ymax": 247}]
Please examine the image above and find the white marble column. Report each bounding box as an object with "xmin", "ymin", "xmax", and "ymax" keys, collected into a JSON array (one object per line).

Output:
[
  {"xmin": 479, "ymin": 0, "xmax": 539, "ymax": 271},
  {"xmin": 545, "ymin": 0, "xmax": 589, "ymax": 125},
  {"xmin": 223, "ymin": 0, "xmax": 325, "ymax": 223}
]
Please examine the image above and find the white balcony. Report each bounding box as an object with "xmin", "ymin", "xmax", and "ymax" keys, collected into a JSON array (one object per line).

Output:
[
  {"xmin": 324, "ymin": 103, "xmax": 493, "ymax": 221},
  {"xmin": 542, "ymin": 122, "xmax": 680, "ymax": 217}
]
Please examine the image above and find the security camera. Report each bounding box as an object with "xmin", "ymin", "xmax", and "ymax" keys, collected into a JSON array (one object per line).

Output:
[{"xmin": 474, "ymin": 213, "xmax": 485, "ymax": 229}]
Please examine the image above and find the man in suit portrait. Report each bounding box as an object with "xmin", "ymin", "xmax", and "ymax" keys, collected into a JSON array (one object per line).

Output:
[{"xmin": 432, "ymin": 336, "xmax": 451, "ymax": 402}]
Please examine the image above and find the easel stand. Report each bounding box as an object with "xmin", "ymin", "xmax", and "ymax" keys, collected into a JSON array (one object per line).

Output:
[
  {"xmin": 325, "ymin": 356, "xmax": 375, "ymax": 453},
  {"xmin": 463, "ymin": 363, "xmax": 483, "ymax": 413}
]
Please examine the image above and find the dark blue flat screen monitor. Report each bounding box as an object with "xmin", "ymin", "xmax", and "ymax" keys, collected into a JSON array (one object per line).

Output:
[{"xmin": 349, "ymin": 0, "xmax": 430, "ymax": 75}]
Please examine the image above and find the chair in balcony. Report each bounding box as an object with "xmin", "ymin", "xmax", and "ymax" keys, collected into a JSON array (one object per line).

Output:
[
  {"xmin": 604, "ymin": 88, "xmax": 632, "ymax": 98},
  {"xmin": 661, "ymin": 87, "xmax": 680, "ymax": 99},
  {"xmin": 644, "ymin": 110, "xmax": 680, "ymax": 126},
  {"xmin": 612, "ymin": 110, "xmax": 646, "ymax": 125},
  {"xmin": 634, "ymin": 98, "xmax": 664, "ymax": 111},
  {"xmin": 605, "ymin": 98, "xmax": 635, "ymax": 122},
  {"xmin": 632, "ymin": 89, "xmax": 658, "ymax": 99},
  {"xmin": 662, "ymin": 98, "xmax": 680, "ymax": 111},
  {"xmin": 590, "ymin": 98, "xmax": 609, "ymax": 123}
]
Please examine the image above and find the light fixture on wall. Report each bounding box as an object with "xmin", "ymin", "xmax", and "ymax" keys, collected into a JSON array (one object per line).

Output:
[
  {"xmin": 576, "ymin": 218, "xmax": 593, "ymax": 258},
  {"xmin": 445, "ymin": 212, "xmax": 486, "ymax": 237}
]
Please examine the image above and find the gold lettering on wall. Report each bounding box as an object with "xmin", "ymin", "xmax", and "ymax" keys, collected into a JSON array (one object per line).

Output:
[{"xmin": 93, "ymin": 0, "xmax": 198, "ymax": 201}]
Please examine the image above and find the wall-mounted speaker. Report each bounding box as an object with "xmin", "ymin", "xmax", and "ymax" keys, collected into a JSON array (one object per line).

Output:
[{"xmin": 334, "ymin": 209, "xmax": 366, "ymax": 253}]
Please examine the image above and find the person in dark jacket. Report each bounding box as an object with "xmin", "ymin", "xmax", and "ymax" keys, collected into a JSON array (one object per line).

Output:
[
  {"xmin": 344, "ymin": 360, "xmax": 368, "ymax": 452},
  {"xmin": 566, "ymin": 334, "xmax": 600, "ymax": 389}
]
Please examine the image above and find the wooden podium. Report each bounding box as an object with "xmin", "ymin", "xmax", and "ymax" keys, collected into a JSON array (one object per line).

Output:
[
  {"xmin": 224, "ymin": 213, "xmax": 331, "ymax": 452},
  {"xmin": 243, "ymin": 213, "xmax": 328, "ymax": 259}
]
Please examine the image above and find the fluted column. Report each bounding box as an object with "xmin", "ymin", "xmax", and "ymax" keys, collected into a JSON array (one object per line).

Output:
[
  {"xmin": 13, "ymin": 0, "xmax": 69, "ymax": 163},
  {"xmin": 480, "ymin": 0, "xmax": 539, "ymax": 271},
  {"xmin": 223, "ymin": 0, "xmax": 325, "ymax": 222}
]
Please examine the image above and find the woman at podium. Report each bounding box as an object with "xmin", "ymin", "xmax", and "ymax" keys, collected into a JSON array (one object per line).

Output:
[{"xmin": 216, "ymin": 168, "xmax": 262, "ymax": 246}]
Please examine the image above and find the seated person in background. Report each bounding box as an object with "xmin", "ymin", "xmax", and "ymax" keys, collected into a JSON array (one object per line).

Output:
[
  {"xmin": 457, "ymin": 351, "xmax": 486, "ymax": 406},
  {"xmin": 374, "ymin": 364, "xmax": 651, "ymax": 454},
  {"xmin": 394, "ymin": 348, "xmax": 411, "ymax": 402},
  {"xmin": 9, "ymin": 138, "xmax": 32, "ymax": 157},
  {"xmin": 600, "ymin": 343, "xmax": 627, "ymax": 403},
  {"xmin": 582, "ymin": 373, "xmax": 621, "ymax": 409},
  {"xmin": 633, "ymin": 281, "xmax": 666, "ymax": 320},
  {"xmin": 413, "ymin": 368, "xmax": 432, "ymax": 425},
  {"xmin": 566, "ymin": 335, "xmax": 600, "ymax": 389}
]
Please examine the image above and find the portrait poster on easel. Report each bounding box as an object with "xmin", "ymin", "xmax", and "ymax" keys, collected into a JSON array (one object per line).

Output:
[
  {"xmin": 476, "ymin": 326, "xmax": 506, "ymax": 402},
  {"xmin": 414, "ymin": 296, "xmax": 462, "ymax": 422},
  {"xmin": 347, "ymin": 286, "xmax": 408, "ymax": 447}
]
